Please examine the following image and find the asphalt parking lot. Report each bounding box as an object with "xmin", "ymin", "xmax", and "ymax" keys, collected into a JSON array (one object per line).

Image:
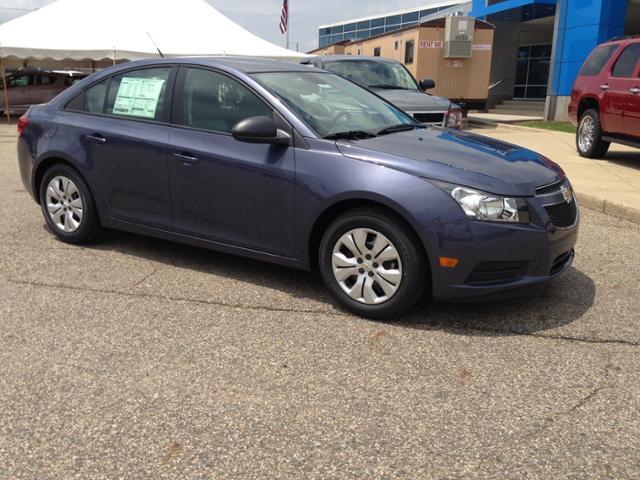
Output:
[{"xmin": 1, "ymin": 125, "xmax": 639, "ymax": 479}]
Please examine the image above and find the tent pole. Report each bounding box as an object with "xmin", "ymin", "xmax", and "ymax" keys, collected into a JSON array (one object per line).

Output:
[{"xmin": 0, "ymin": 57, "xmax": 10, "ymax": 124}]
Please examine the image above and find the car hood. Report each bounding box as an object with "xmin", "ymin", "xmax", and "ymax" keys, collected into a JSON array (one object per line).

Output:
[
  {"xmin": 372, "ymin": 88, "xmax": 451, "ymax": 112},
  {"xmin": 335, "ymin": 128, "xmax": 563, "ymax": 196}
]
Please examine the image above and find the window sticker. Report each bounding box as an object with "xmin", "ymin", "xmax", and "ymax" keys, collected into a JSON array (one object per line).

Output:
[{"xmin": 113, "ymin": 77, "xmax": 165, "ymax": 118}]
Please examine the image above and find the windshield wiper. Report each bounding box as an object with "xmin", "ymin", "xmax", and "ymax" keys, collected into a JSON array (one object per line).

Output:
[
  {"xmin": 324, "ymin": 130, "xmax": 377, "ymax": 140},
  {"xmin": 377, "ymin": 124, "xmax": 425, "ymax": 136},
  {"xmin": 368, "ymin": 84, "xmax": 414, "ymax": 90}
]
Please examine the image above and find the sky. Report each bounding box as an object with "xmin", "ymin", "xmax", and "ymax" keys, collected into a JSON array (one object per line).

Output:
[{"xmin": 0, "ymin": 0, "xmax": 439, "ymax": 52}]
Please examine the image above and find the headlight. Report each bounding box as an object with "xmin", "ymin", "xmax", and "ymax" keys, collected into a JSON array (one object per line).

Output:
[{"xmin": 434, "ymin": 182, "xmax": 529, "ymax": 223}]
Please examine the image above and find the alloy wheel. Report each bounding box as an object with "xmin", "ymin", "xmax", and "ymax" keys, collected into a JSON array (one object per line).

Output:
[
  {"xmin": 331, "ymin": 228, "xmax": 403, "ymax": 305},
  {"xmin": 45, "ymin": 175, "xmax": 84, "ymax": 233},
  {"xmin": 578, "ymin": 115, "xmax": 595, "ymax": 153}
]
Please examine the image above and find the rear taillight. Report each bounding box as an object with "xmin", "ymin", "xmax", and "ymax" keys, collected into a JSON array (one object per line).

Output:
[
  {"xmin": 445, "ymin": 105, "xmax": 462, "ymax": 129},
  {"xmin": 17, "ymin": 115, "xmax": 29, "ymax": 135}
]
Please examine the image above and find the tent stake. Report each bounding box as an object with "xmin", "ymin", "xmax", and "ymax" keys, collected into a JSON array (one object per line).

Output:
[{"xmin": 0, "ymin": 57, "xmax": 10, "ymax": 124}]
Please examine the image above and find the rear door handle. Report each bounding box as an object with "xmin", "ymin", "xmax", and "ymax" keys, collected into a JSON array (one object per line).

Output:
[
  {"xmin": 84, "ymin": 133, "xmax": 106, "ymax": 143},
  {"xmin": 630, "ymin": 87, "xmax": 640, "ymax": 94},
  {"xmin": 173, "ymin": 152, "xmax": 199, "ymax": 165},
  {"xmin": 600, "ymin": 84, "xmax": 610, "ymax": 91}
]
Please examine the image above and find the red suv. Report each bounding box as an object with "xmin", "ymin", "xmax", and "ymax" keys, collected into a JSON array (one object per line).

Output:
[{"xmin": 569, "ymin": 36, "xmax": 640, "ymax": 158}]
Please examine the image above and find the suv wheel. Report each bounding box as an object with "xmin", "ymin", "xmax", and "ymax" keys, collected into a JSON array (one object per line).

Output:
[
  {"xmin": 319, "ymin": 208, "xmax": 426, "ymax": 318},
  {"xmin": 39, "ymin": 164, "xmax": 103, "ymax": 244},
  {"xmin": 577, "ymin": 109, "xmax": 610, "ymax": 158}
]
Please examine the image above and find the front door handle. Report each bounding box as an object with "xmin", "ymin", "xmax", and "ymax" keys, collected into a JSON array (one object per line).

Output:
[
  {"xmin": 630, "ymin": 87, "xmax": 640, "ymax": 95},
  {"xmin": 84, "ymin": 133, "xmax": 106, "ymax": 143},
  {"xmin": 600, "ymin": 84, "xmax": 610, "ymax": 91},
  {"xmin": 173, "ymin": 152, "xmax": 199, "ymax": 165}
]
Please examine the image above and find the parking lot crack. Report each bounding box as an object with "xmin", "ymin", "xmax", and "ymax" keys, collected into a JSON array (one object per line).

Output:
[
  {"xmin": 129, "ymin": 267, "xmax": 158, "ymax": 288},
  {"xmin": 6, "ymin": 277, "xmax": 341, "ymax": 317}
]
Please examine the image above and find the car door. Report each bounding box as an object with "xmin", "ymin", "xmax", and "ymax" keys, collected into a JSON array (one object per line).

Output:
[
  {"xmin": 600, "ymin": 43, "xmax": 640, "ymax": 135},
  {"xmin": 167, "ymin": 66, "xmax": 295, "ymax": 256},
  {"xmin": 31, "ymin": 74, "xmax": 63, "ymax": 104},
  {"xmin": 71, "ymin": 66, "xmax": 175, "ymax": 228},
  {"xmin": 4, "ymin": 73, "xmax": 32, "ymax": 110},
  {"xmin": 622, "ymin": 45, "xmax": 640, "ymax": 136}
]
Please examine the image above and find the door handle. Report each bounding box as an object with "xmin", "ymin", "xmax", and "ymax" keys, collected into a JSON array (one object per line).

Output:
[
  {"xmin": 600, "ymin": 84, "xmax": 610, "ymax": 91},
  {"xmin": 173, "ymin": 152, "xmax": 199, "ymax": 165},
  {"xmin": 84, "ymin": 133, "xmax": 106, "ymax": 143},
  {"xmin": 630, "ymin": 87, "xmax": 640, "ymax": 95}
]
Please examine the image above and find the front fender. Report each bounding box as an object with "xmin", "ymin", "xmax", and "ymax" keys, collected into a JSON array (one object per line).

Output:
[{"xmin": 293, "ymin": 139, "xmax": 466, "ymax": 267}]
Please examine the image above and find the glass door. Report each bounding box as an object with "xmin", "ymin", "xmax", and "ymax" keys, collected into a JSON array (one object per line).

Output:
[{"xmin": 514, "ymin": 44, "xmax": 552, "ymax": 99}]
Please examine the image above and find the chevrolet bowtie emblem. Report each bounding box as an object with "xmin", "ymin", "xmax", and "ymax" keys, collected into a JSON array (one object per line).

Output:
[{"xmin": 561, "ymin": 185, "xmax": 574, "ymax": 203}]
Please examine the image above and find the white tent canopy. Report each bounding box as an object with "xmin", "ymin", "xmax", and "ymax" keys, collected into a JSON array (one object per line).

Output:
[{"xmin": 0, "ymin": 0, "xmax": 308, "ymax": 62}]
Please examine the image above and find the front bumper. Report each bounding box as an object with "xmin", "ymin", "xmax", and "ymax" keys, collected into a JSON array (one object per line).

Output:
[{"xmin": 421, "ymin": 204, "xmax": 579, "ymax": 301}]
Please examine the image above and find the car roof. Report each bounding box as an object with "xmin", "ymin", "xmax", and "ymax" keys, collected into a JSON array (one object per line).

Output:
[
  {"xmin": 315, "ymin": 55, "xmax": 400, "ymax": 64},
  {"xmin": 114, "ymin": 56, "xmax": 314, "ymax": 74}
]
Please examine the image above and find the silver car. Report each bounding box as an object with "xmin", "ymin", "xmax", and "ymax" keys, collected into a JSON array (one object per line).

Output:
[{"xmin": 304, "ymin": 55, "xmax": 461, "ymax": 128}]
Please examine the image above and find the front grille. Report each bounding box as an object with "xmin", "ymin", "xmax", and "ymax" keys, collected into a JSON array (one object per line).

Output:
[
  {"xmin": 413, "ymin": 112, "xmax": 445, "ymax": 124},
  {"xmin": 544, "ymin": 201, "xmax": 577, "ymax": 228},
  {"xmin": 550, "ymin": 249, "xmax": 574, "ymax": 276},
  {"xmin": 535, "ymin": 180, "xmax": 563, "ymax": 196},
  {"xmin": 466, "ymin": 261, "xmax": 528, "ymax": 285}
]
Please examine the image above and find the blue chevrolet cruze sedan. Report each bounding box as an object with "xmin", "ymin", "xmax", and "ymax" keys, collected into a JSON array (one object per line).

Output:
[{"xmin": 17, "ymin": 57, "xmax": 579, "ymax": 318}]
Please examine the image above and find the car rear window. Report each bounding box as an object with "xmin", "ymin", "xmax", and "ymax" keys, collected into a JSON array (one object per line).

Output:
[{"xmin": 579, "ymin": 44, "xmax": 619, "ymax": 76}]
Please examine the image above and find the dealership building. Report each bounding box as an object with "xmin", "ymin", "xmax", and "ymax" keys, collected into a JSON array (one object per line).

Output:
[{"xmin": 316, "ymin": 0, "xmax": 640, "ymax": 120}]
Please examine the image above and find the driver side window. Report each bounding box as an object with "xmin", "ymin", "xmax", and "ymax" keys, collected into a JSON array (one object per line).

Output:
[{"xmin": 178, "ymin": 68, "xmax": 273, "ymax": 134}]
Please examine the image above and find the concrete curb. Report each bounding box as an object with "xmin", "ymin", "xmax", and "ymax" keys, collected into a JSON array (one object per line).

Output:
[{"xmin": 577, "ymin": 193, "xmax": 640, "ymax": 225}]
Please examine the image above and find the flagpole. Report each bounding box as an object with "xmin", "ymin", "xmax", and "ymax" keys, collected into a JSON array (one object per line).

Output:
[{"xmin": 286, "ymin": 0, "xmax": 290, "ymax": 50}]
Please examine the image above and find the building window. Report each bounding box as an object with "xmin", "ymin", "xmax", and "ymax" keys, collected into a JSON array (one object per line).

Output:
[
  {"xmin": 404, "ymin": 40, "xmax": 415, "ymax": 64},
  {"xmin": 374, "ymin": 47, "xmax": 381, "ymax": 57},
  {"xmin": 394, "ymin": 41, "xmax": 399, "ymax": 50}
]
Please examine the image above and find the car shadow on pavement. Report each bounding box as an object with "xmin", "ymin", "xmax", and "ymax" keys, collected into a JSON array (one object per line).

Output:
[
  {"xmin": 84, "ymin": 229, "xmax": 595, "ymax": 336},
  {"xmin": 398, "ymin": 266, "xmax": 596, "ymax": 336},
  {"xmin": 602, "ymin": 151, "xmax": 640, "ymax": 170}
]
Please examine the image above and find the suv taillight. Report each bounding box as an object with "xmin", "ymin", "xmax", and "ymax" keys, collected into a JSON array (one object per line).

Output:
[
  {"xmin": 17, "ymin": 115, "xmax": 29, "ymax": 135},
  {"xmin": 445, "ymin": 105, "xmax": 462, "ymax": 129}
]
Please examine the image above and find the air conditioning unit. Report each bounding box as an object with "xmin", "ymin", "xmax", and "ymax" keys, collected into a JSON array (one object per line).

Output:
[{"xmin": 444, "ymin": 16, "xmax": 474, "ymax": 58}]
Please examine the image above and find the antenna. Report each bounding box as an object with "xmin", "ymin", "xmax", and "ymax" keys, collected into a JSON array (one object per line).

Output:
[{"xmin": 147, "ymin": 32, "xmax": 164, "ymax": 58}]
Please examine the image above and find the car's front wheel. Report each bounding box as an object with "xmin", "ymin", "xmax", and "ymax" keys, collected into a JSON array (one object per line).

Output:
[
  {"xmin": 577, "ymin": 109, "xmax": 610, "ymax": 158},
  {"xmin": 39, "ymin": 164, "xmax": 102, "ymax": 244},
  {"xmin": 319, "ymin": 208, "xmax": 427, "ymax": 318}
]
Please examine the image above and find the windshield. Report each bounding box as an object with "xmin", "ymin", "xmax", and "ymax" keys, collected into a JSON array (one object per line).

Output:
[
  {"xmin": 322, "ymin": 60, "xmax": 418, "ymax": 90},
  {"xmin": 252, "ymin": 71, "xmax": 418, "ymax": 138}
]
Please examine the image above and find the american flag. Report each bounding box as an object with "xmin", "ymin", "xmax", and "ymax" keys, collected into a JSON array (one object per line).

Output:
[{"xmin": 279, "ymin": 0, "xmax": 288, "ymax": 34}]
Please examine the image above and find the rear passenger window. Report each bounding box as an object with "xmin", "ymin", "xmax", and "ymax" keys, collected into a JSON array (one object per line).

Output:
[
  {"xmin": 179, "ymin": 68, "xmax": 272, "ymax": 133},
  {"xmin": 34, "ymin": 75, "xmax": 57, "ymax": 85},
  {"xmin": 580, "ymin": 44, "xmax": 619, "ymax": 76},
  {"xmin": 105, "ymin": 67, "xmax": 171, "ymax": 121},
  {"xmin": 611, "ymin": 44, "xmax": 640, "ymax": 78},
  {"xmin": 65, "ymin": 93, "xmax": 83, "ymax": 111},
  {"xmin": 84, "ymin": 78, "xmax": 109, "ymax": 113}
]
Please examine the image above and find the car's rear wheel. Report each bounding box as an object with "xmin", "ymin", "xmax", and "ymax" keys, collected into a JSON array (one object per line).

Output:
[
  {"xmin": 319, "ymin": 208, "xmax": 426, "ymax": 318},
  {"xmin": 39, "ymin": 164, "xmax": 102, "ymax": 244},
  {"xmin": 577, "ymin": 109, "xmax": 610, "ymax": 158}
]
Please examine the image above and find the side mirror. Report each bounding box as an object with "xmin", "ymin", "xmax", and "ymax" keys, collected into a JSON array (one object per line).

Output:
[
  {"xmin": 231, "ymin": 115, "xmax": 290, "ymax": 145},
  {"xmin": 419, "ymin": 78, "xmax": 436, "ymax": 91}
]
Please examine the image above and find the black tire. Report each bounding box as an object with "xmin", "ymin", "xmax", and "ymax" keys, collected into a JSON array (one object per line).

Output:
[
  {"xmin": 319, "ymin": 208, "xmax": 427, "ymax": 319},
  {"xmin": 576, "ymin": 108, "xmax": 610, "ymax": 158},
  {"xmin": 39, "ymin": 163, "xmax": 103, "ymax": 244}
]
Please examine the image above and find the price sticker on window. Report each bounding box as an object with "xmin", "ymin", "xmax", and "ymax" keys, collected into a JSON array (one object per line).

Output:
[{"xmin": 113, "ymin": 77, "xmax": 165, "ymax": 119}]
